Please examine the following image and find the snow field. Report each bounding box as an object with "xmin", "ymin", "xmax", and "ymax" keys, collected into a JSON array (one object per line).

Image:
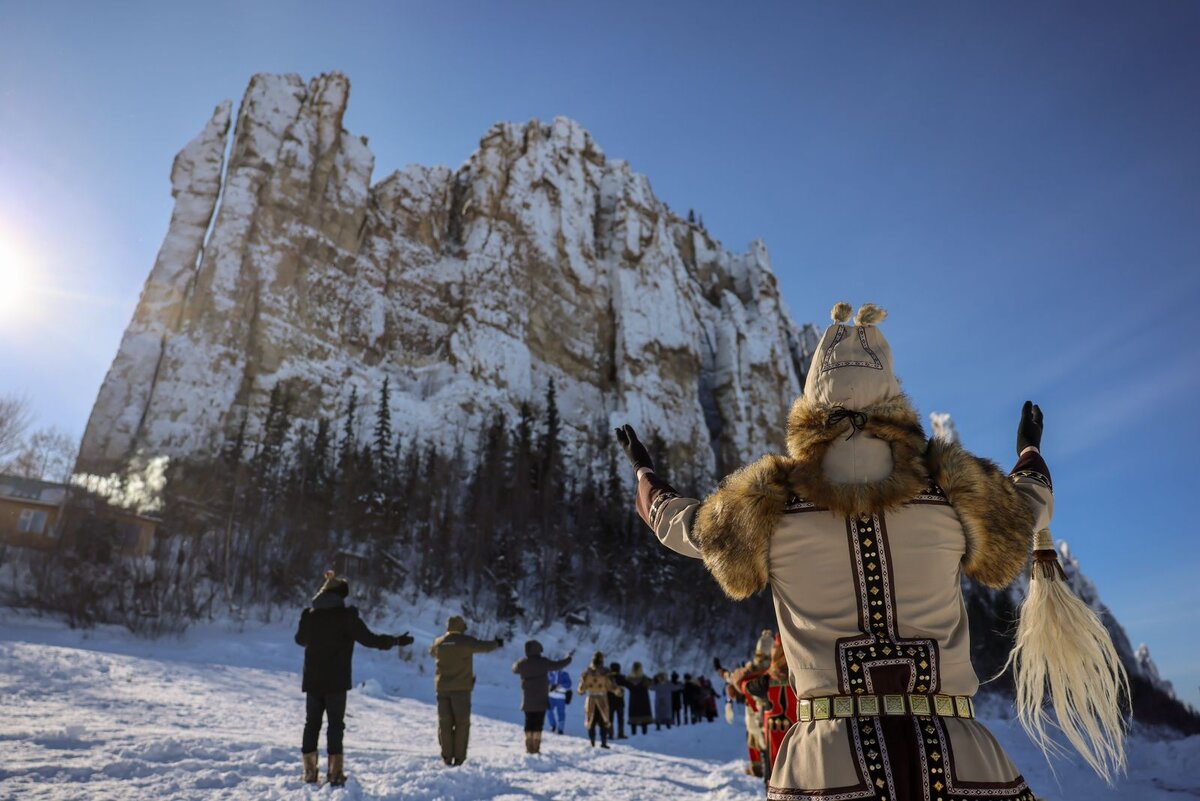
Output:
[{"xmin": 1, "ymin": 611, "xmax": 1197, "ymax": 800}]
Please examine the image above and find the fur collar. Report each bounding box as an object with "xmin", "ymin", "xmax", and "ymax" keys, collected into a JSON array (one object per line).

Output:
[
  {"xmin": 785, "ymin": 394, "xmax": 930, "ymax": 517},
  {"xmin": 691, "ymin": 394, "xmax": 1035, "ymax": 600}
]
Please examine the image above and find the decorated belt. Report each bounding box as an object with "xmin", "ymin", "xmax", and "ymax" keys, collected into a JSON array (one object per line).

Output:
[{"xmin": 797, "ymin": 693, "xmax": 975, "ymax": 722}]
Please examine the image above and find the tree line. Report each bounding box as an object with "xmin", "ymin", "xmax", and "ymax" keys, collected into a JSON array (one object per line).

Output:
[{"xmin": 13, "ymin": 379, "xmax": 773, "ymax": 644}]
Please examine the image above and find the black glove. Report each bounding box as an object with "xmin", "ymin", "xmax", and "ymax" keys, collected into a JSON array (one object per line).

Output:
[
  {"xmin": 394, "ymin": 632, "xmax": 414, "ymax": 647},
  {"xmin": 1016, "ymin": 400, "xmax": 1044, "ymax": 455},
  {"xmin": 614, "ymin": 424, "xmax": 654, "ymax": 473},
  {"xmin": 495, "ymin": 637, "xmax": 504, "ymax": 647}
]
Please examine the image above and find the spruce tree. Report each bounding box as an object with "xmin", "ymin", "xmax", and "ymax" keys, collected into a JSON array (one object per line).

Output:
[
  {"xmin": 339, "ymin": 386, "xmax": 359, "ymax": 472},
  {"xmin": 373, "ymin": 377, "xmax": 394, "ymax": 485}
]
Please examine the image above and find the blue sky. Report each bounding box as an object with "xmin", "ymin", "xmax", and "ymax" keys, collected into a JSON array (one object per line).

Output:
[{"xmin": 1, "ymin": 2, "xmax": 1198, "ymax": 707}]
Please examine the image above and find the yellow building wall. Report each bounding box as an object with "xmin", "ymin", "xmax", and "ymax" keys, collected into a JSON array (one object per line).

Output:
[{"xmin": 0, "ymin": 498, "xmax": 62, "ymax": 551}]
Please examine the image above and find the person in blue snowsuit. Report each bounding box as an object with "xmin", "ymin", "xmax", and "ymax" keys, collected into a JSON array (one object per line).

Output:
[{"xmin": 546, "ymin": 667, "xmax": 572, "ymax": 734}]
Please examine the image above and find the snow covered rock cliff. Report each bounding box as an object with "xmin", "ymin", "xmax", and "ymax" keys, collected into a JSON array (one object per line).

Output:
[{"xmin": 79, "ymin": 72, "xmax": 817, "ymax": 481}]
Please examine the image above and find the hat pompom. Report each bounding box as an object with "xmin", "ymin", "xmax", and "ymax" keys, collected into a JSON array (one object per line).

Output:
[
  {"xmin": 854, "ymin": 303, "xmax": 887, "ymax": 326},
  {"xmin": 831, "ymin": 302, "xmax": 852, "ymax": 323}
]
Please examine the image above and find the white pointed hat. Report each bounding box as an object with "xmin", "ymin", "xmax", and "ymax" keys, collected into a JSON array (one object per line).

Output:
[{"xmin": 803, "ymin": 302, "xmax": 900, "ymax": 409}]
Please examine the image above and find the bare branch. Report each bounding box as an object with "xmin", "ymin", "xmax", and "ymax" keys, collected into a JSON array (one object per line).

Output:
[{"xmin": 0, "ymin": 393, "xmax": 34, "ymax": 459}]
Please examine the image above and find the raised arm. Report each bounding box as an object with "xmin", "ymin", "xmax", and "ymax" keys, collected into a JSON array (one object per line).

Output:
[
  {"xmin": 469, "ymin": 635, "xmax": 502, "ymax": 654},
  {"xmin": 926, "ymin": 401, "xmax": 1055, "ymax": 590},
  {"xmin": 1011, "ymin": 400, "xmax": 1053, "ymax": 531},
  {"xmin": 616, "ymin": 424, "xmax": 704, "ymax": 559},
  {"xmin": 350, "ymin": 610, "xmax": 396, "ymax": 651}
]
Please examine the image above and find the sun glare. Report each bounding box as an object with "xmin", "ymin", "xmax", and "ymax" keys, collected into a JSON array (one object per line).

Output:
[{"xmin": 0, "ymin": 232, "xmax": 35, "ymax": 320}]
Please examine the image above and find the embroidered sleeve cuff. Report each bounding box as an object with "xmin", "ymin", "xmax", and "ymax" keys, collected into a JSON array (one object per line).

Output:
[
  {"xmin": 636, "ymin": 471, "xmax": 680, "ymax": 529},
  {"xmin": 1011, "ymin": 449, "xmax": 1052, "ymax": 491}
]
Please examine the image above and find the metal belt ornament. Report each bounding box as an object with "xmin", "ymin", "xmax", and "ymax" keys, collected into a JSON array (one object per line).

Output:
[{"xmin": 796, "ymin": 693, "xmax": 975, "ymax": 722}]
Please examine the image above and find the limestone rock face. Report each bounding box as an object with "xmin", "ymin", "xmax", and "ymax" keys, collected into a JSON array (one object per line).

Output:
[{"xmin": 79, "ymin": 72, "xmax": 818, "ymax": 482}]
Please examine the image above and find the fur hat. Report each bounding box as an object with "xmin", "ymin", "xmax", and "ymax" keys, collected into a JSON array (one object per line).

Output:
[
  {"xmin": 524, "ymin": 640, "xmax": 543, "ymax": 657},
  {"xmin": 316, "ymin": 570, "xmax": 349, "ymax": 599},
  {"xmin": 447, "ymin": 615, "xmax": 467, "ymax": 633},
  {"xmin": 803, "ymin": 302, "xmax": 900, "ymax": 409}
]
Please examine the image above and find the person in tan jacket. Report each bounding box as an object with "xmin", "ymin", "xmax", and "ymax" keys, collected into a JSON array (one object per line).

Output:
[
  {"xmin": 577, "ymin": 651, "xmax": 617, "ymax": 748},
  {"xmin": 617, "ymin": 302, "xmax": 1128, "ymax": 800},
  {"xmin": 429, "ymin": 615, "xmax": 502, "ymax": 766}
]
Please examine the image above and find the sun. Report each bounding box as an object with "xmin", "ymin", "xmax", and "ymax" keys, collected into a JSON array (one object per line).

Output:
[{"xmin": 0, "ymin": 232, "xmax": 35, "ymax": 320}]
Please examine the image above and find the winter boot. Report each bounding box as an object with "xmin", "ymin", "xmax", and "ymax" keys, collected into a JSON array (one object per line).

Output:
[
  {"xmin": 531, "ymin": 731, "xmax": 542, "ymax": 754},
  {"xmin": 589, "ymin": 730, "xmax": 596, "ymax": 747},
  {"xmin": 327, "ymin": 754, "xmax": 346, "ymax": 787},
  {"xmin": 302, "ymin": 752, "xmax": 319, "ymax": 784},
  {"xmin": 524, "ymin": 732, "xmax": 536, "ymax": 754},
  {"xmin": 600, "ymin": 728, "xmax": 610, "ymax": 749}
]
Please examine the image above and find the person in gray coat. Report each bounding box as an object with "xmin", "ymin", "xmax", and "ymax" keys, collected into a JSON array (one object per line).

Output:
[
  {"xmin": 512, "ymin": 641, "xmax": 574, "ymax": 753},
  {"xmin": 652, "ymin": 672, "xmax": 678, "ymax": 730}
]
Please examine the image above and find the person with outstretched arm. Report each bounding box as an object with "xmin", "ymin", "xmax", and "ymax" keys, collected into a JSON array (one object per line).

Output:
[
  {"xmin": 429, "ymin": 615, "xmax": 502, "ymax": 766},
  {"xmin": 295, "ymin": 571, "xmax": 412, "ymax": 786},
  {"xmin": 512, "ymin": 641, "xmax": 574, "ymax": 753},
  {"xmin": 616, "ymin": 302, "xmax": 1128, "ymax": 799}
]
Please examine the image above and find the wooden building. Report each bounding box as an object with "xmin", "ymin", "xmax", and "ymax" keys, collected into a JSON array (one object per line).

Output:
[{"xmin": 0, "ymin": 473, "xmax": 159, "ymax": 558}]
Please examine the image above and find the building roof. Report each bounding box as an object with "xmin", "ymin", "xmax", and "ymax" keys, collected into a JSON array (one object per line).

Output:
[{"xmin": 0, "ymin": 474, "xmax": 67, "ymax": 506}]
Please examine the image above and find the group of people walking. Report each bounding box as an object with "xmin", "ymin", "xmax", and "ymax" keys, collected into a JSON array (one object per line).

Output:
[
  {"xmin": 557, "ymin": 652, "xmax": 725, "ymax": 749},
  {"xmin": 293, "ymin": 571, "xmax": 746, "ymax": 786}
]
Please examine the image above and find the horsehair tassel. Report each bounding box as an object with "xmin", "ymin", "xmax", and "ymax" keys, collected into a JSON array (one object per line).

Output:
[
  {"xmin": 1004, "ymin": 527, "xmax": 1130, "ymax": 785},
  {"xmin": 1031, "ymin": 528, "xmax": 1067, "ymax": 581}
]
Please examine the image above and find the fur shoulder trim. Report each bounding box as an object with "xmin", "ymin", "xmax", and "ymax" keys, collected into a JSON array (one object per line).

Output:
[
  {"xmin": 692, "ymin": 454, "xmax": 793, "ymax": 600},
  {"xmin": 927, "ymin": 439, "xmax": 1034, "ymax": 588}
]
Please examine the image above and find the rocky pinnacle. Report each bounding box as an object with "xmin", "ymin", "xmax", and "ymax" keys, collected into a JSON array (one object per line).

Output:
[{"xmin": 79, "ymin": 72, "xmax": 818, "ymax": 483}]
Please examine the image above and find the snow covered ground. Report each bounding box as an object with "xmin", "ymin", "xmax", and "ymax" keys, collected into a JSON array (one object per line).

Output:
[{"xmin": 1, "ymin": 607, "xmax": 1197, "ymax": 800}]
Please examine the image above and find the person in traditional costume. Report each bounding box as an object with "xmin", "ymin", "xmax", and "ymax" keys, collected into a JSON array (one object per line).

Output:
[
  {"xmin": 579, "ymin": 651, "xmax": 618, "ymax": 748},
  {"xmin": 745, "ymin": 636, "xmax": 799, "ymax": 788},
  {"xmin": 616, "ymin": 302, "xmax": 1128, "ymax": 800},
  {"xmin": 716, "ymin": 629, "xmax": 773, "ymax": 777}
]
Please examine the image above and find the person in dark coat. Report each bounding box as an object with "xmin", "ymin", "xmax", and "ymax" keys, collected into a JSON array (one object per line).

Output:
[
  {"xmin": 621, "ymin": 662, "xmax": 653, "ymax": 735},
  {"xmin": 700, "ymin": 676, "xmax": 718, "ymax": 722},
  {"xmin": 670, "ymin": 671, "xmax": 683, "ymax": 726},
  {"xmin": 512, "ymin": 641, "xmax": 573, "ymax": 754},
  {"xmin": 294, "ymin": 571, "xmax": 410, "ymax": 786},
  {"xmin": 606, "ymin": 662, "xmax": 627, "ymax": 739},
  {"xmin": 682, "ymin": 673, "xmax": 700, "ymax": 724}
]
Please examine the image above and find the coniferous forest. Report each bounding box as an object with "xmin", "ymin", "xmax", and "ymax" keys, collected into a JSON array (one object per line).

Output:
[{"xmin": 17, "ymin": 378, "xmax": 773, "ymax": 648}]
